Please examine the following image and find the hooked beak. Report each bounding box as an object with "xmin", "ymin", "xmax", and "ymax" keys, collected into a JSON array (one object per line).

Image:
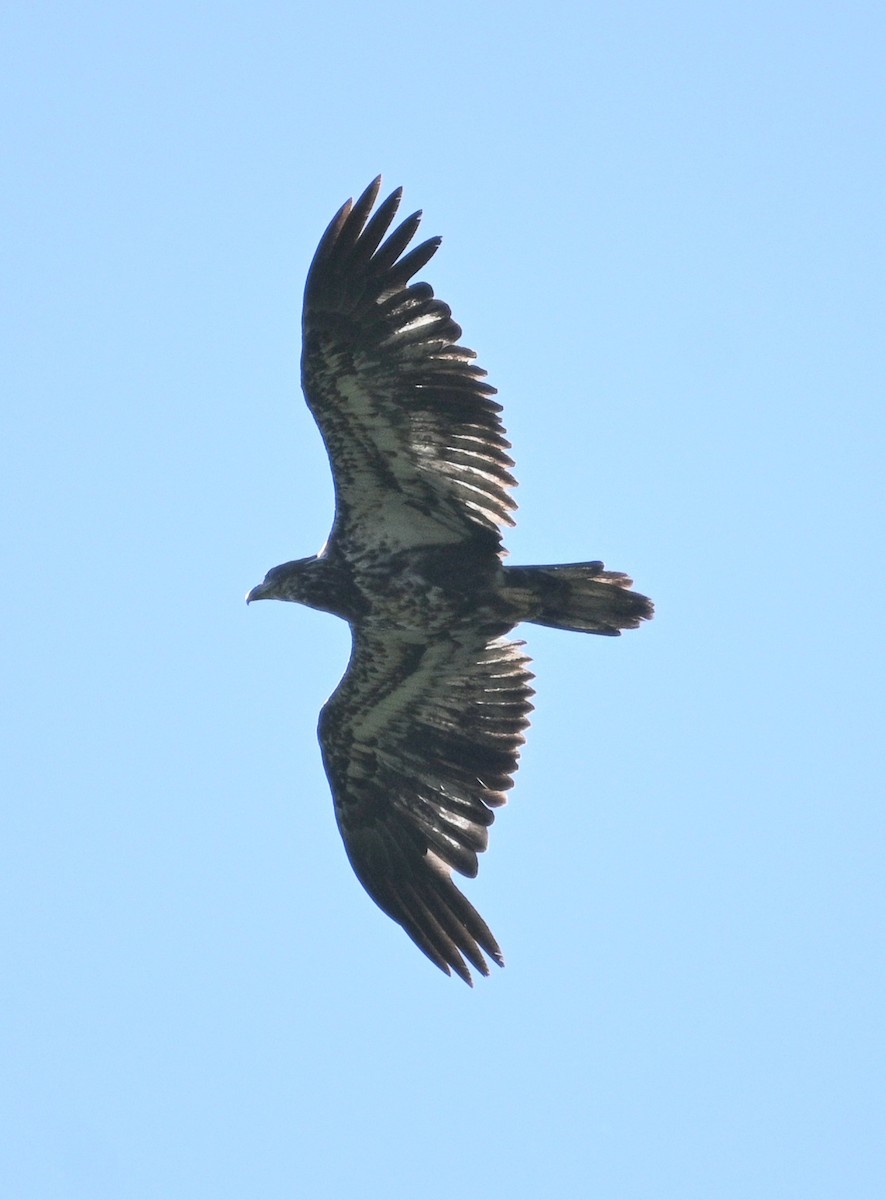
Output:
[{"xmin": 246, "ymin": 582, "xmax": 269, "ymax": 604}]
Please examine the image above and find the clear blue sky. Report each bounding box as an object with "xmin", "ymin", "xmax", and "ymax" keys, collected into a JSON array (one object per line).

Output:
[{"xmin": 3, "ymin": 3, "xmax": 884, "ymax": 1197}]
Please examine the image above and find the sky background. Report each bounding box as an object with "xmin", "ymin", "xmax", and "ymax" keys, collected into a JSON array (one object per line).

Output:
[{"xmin": 2, "ymin": 2, "xmax": 884, "ymax": 1197}]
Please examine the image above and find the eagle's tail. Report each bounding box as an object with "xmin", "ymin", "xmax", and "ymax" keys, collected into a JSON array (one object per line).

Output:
[{"xmin": 504, "ymin": 561, "xmax": 654, "ymax": 636}]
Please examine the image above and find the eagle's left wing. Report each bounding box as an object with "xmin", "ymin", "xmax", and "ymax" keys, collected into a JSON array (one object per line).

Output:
[
  {"xmin": 318, "ymin": 627, "xmax": 534, "ymax": 984},
  {"xmin": 301, "ymin": 178, "xmax": 517, "ymax": 557}
]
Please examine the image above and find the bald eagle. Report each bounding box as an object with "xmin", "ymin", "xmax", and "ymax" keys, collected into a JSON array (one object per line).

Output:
[{"xmin": 248, "ymin": 179, "xmax": 652, "ymax": 984}]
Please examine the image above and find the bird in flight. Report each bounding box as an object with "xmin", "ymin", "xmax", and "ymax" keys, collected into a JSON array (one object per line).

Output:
[{"xmin": 247, "ymin": 179, "xmax": 652, "ymax": 984}]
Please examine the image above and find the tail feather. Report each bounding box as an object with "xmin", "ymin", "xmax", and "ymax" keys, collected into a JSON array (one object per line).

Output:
[{"xmin": 504, "ymin": 561, "xmax": 654, "ymax": 636}]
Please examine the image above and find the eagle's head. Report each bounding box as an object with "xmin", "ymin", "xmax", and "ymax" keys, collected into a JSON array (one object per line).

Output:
[
  {"xmin": 246, "ymin": 555, "xmax": 365, "ymax": 620},
  {"xmin": 246, "ymin": 557, "xmax": 318, "ymax": 604}
]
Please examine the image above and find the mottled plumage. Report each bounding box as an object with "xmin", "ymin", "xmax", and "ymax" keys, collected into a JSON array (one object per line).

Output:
[{"xmin": 248, "ymin": 179, "xmax": 652, "ymax": 983}]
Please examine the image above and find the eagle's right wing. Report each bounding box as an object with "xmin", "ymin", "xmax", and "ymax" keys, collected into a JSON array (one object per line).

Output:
[{"xmin": 318, "ymin": 626, "xmax": 534, "ymax": 984}]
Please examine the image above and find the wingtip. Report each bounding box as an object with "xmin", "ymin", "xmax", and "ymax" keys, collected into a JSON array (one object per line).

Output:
[
  {"xmin": 454, "ymin": 963, "xmax": 475, "ymax": 988},
  {"xmin": 355, "ymin": 175, "xmax": 383, "ymax": 212},
  {"xmin": 363, "ymin": 176, "xmax": 404, "ymax": 212}
]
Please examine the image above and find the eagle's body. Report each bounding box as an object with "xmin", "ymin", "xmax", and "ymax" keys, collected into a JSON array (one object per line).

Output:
[{"xmin": 248, "ymin": 180, "xmax": 652, "ymax": 983}]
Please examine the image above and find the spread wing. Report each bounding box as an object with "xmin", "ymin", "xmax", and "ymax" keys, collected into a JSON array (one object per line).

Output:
[
  {"xmin": 318, "ymin": 627, "xmax": 534, "ymax": 984},
  {"xmin": 302, "ymin": 178, "xmax": 517, "ymax": 556}
]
